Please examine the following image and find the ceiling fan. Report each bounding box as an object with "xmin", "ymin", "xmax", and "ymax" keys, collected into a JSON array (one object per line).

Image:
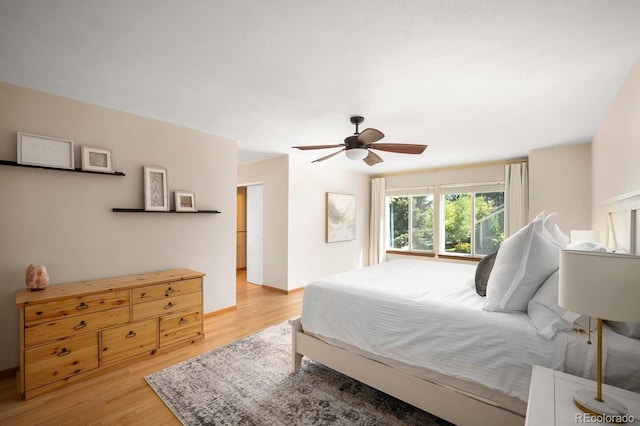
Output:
[{"xmin": 292, "ymin": 116, "xmax": 428, "ymax": 166}]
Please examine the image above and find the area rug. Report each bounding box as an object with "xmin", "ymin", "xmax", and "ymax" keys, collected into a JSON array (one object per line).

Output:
[{"xmin": 145, "ymin": 322, "xmax": 452, "ymax": 425}]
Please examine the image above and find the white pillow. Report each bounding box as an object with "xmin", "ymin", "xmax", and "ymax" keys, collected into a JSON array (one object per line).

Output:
[
  {"xmin": 527, "ymin": 270, "xmax": 571, "ymax": 339},
  {"xmin": 543, "ymin": 213, "xmax": 569, "ymax": 249},
  {"xmin": 606, "ymin": 321, "xmax": 640, "ymax": 339},
  {"xmin": 566, "ymin": 241, "xmax": 608, "ymax": 252},
  {"xmin": 484, "ymin": 217, "xmax": 560, "ymax": 312},
  {"xmin": 527, "ymin": 269, "xmax": 593, "ymax": 339}
]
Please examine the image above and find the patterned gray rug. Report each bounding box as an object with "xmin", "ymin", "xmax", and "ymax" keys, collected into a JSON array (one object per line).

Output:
[{"xmin": 145, "ymin": 322, "xmax": 452, "ymax": 425}]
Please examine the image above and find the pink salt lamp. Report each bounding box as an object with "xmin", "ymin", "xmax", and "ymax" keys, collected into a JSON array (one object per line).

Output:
[{"xmin": 25, "ymin": 264, "xmax": 49, "ymax": 291}]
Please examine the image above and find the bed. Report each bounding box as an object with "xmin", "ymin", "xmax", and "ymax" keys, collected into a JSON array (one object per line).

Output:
[{"xmin": 290, "ymin": 194, "xmax": 640, "ymax": 426}]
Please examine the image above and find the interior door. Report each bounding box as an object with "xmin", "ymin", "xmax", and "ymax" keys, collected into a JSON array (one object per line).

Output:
[{"xmin": 246, "ymin": 184, "xmax": 263, "ymax": 285}]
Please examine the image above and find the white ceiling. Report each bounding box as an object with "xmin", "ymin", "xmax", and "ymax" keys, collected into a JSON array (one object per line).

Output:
[{"xmin": 1, "ymin": 1, "xmax": 640, "ymax": 174}]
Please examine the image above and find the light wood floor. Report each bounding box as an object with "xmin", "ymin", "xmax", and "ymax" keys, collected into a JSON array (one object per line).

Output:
[{"xmin": 0, "ymin": 270, "xmax": 304, "ymax": 426}]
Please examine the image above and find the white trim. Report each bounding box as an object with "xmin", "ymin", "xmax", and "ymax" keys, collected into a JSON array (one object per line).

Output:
[
  {"xmin": 602, "ymin": 189, "xmax": 640, "ymax": 206},
  {"xmin": 440, "ymin": 182, "xmax": 505, "ymax": 194},
  {"xmin": 386, "ymin": 185, "xmax": 435, "ymax": 196}
]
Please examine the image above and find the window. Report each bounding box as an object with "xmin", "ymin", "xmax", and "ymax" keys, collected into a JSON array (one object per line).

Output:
[
  {"xmin": 442, "ymin": 190, "xmax": 504, "ymax": 256},
  {"xmin": 386, "ymin": 184, "xmax": 504, "ymax": 257},
  {"xmin": 387, "ymin": 194, "xmax": 434, "ymax": 252},
  {"xmin": 474, "ymin": 192, "xmax": 505, "ymax": 255}
]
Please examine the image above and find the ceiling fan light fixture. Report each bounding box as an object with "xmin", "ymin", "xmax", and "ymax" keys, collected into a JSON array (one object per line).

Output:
[
  {"xmin": 345, "ymin": 148, "xmax": 368, "ymax": 161},
  {"xmin": 292, "ymin": 116, "xmax": 427, "ymax": 166}
]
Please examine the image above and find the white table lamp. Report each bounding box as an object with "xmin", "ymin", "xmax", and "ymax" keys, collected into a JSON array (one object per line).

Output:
[{"xmin": 559, "ymin": 250, "xmax": 640, "ymax": 419}]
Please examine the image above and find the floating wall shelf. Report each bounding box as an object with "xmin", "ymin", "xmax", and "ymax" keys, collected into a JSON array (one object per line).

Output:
[
  {"xmin": 0, "ymin": 160, "xmax": 125, "ymax": 176},
  {"xmin": 112, "ymin": 208, "xmax": 221, "ymax": 214}
]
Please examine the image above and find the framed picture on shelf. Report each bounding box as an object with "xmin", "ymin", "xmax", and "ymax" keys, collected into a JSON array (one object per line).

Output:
[
  {"xmin": 81, "ymin": 146, "xmax": 113, "ymax": 173},
  {"xmin": 17, "ymin": 132, "xmax": 74, "ymax": 170},
  {"xmin": 326, "ymin": 192, "xmax": 356, "ymax": 243},
  {"xmin": 144, "ymin": 166, "xmax": 169, "ymax": 211},
  {"xmin": 175, "ymin": 191, "xmax": 197, "ymax": 212}
]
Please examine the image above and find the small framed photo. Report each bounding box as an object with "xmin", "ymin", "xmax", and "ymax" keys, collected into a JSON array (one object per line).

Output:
[
  {"xmin": 175, "ymin": 191, "xmax": 197, "ymax": 212},
  {"xmin": 81, "ymin": 146, "xmax": 113, "ymax": 173},
  {"xmin": 144, "ymin": 166, "xmax": 169, "ymax": 211},
  {"xmin": 17, "ymin": 132, "xmax": 74, "ymax": 170}
]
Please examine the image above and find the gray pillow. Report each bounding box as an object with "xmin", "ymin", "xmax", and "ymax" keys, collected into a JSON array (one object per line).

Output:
[{"xmin": 475, "ymin": 252, "xmax": 497, "ymax": 297}]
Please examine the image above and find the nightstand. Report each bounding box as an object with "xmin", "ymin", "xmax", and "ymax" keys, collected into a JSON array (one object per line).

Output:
[{"xmin": 526, "ymin": 365, "xmax": 640, "ymax": 425}]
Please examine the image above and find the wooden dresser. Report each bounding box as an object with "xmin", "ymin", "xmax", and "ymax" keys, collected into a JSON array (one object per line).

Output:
[{"xmin": 15, "ymin": 269, "xmax": 205, "ymax": 399}]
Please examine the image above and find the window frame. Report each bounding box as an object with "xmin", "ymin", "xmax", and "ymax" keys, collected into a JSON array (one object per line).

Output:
[
  {"xmin": 385, "ymin": 183, "xmax": 504, "ymax": 259},
  {"xmin": 385, "ymin": 188, "xmax": 435, "ymax": 255}
]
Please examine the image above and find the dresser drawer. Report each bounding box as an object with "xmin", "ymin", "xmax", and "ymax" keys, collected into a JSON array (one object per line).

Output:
[
  {"xmin": 24, "ymin": 306, "xmax": 129, "ymax": 347},
  {"xmin": 24, "ymin": 333, "xmax": 98, "ymax": 391},
  {"xmin": 131, "ymin": 278, "xmax": 201, "ymax": 304},
  {"xmin": 132, "ymin": 291, "xmax": 201, "ymax": 321},
  {"xmin": 159, "ymin": 308, "xmax": 203, "ymax": 348},
  {"xmin": 24, "ymin": 289, "xmax": 130, "ymax": 324},
  {"xmin": 101, "ymin": 318, "xmax": 157, "ymax": 366}
]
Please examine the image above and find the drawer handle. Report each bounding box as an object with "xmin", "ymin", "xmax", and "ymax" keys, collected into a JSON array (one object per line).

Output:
[
  {"xmin": 165, "ymin": 287, "xmax": 175, "ymax": 295},
  {"xmin": 76, "ymin": 302, "xmax": 89, "ymax": 310},
  {"xmin": 179, "ymin": 317, "xmax": 187, "ymax": 325},
  {"xmin": 73, "ymin": 320, "xmax": 87, "ymax": 330},
  {"xmin": 58, "ymin": 348, "xmax": 71, "ymax": 357},
  {"xmin": 164, "ymin": 302, "xmax": 174, "ymax": 310},
  {"xmin": 125, "ymin": 331, "xmax": 136, "ymax": 339}
]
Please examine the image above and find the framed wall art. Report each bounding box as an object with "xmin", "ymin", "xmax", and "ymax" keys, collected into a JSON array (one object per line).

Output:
[
  {"xmin": 326, "ymin": 192, "xmax": 356, "ymax": 243},
  {"xmin": 175, "ymin": 191, "xmax": 197, "ymax": 212},
  {"xmin": 144, "ymin": 166, "xmax": 169, "ymax": 211},
  {"xmin": 17, "ymin": 132, "xmax": 74, "ymax": 170},
  {"xmin": 81, "ymin": 146, "xmax": 113, "ymax": 173}
]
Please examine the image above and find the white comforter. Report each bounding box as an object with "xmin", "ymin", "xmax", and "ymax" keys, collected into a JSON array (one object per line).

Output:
[{"xmin": 301, "ymin": 258, "xmax": 570, "ymax": 402}]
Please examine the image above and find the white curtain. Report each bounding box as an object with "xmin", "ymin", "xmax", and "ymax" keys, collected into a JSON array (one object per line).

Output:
[
  {"xmin": 504, "ymin": 162, "xmax": 529, "ymax": 237},
  {"xmin": 369, "ymin": 177, "xmax": 386, "ymax": 265}
]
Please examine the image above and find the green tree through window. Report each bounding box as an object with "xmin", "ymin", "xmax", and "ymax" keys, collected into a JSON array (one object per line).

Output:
[
  {"xmin": 387, "ymin": 189, "xmax": 504, "ymax": 256},
  {"xmin": 388, "ymin": 195, "xmax": 434, "ymax": 251}
]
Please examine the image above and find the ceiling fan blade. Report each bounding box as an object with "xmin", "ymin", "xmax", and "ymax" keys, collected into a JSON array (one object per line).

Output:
[
  {"xmin": 358, "ymin": 128, "xmax": 385, "ymax": 145},
  {"xmin": 363, "ymin": 150, "xmax": 383, "ymax": 166},
  {"xmin": 368, "ymin": 143, "xmax": 428, "ymax": 155},
  {"xmin": 292, "ymin": 144, "xmax": 345, "ymax": 150},
  {"xmin": 312, "ymin": 149, "xmax": 345, "ymax": 163}
]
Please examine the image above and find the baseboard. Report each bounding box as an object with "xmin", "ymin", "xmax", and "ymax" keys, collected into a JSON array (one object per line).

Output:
[
  {"xmin": 204, "ymin": 305, "xmax": 237, "ymax": 318},
  {"xmin": 0, "ymin": 366, "xmax": 18, "ymax": 380},
  {"xmin": 263, "ymin": 284, "xmax": 304, "ymax": 295}
]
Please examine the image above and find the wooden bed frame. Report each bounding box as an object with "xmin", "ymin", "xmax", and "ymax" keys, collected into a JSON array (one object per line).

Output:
[
  {"xmin": 290, "ymin": 191, "xmax": 640, "ymax": 426},
  {"xmin": 289, "ymin": 318, "xmax": 524, "ymax": 426}
]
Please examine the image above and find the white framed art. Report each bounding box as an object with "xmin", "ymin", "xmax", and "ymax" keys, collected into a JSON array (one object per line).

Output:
[
  {"xmin": 81, "ymin": 146, "xmax": 113, "ymax": 173},
  {"xmin": 17, "ymin": 132, "xmax": 74, "ymax": 170},
  {"xmin": 144, "ymin": 166, "xmax": 169, "ymax": 211},
  {"xmin": 326, "ymin": 192, "xmax": 356, "ymax": 243},
  {"xmin": 175, "ymin": 191, "xmax": 197, "ymax": 212}
]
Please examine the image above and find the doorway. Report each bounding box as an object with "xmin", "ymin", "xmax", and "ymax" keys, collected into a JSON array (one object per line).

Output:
[{"xmin": 237, "ymin": 183, "xmax": 264, "ymax": 285}]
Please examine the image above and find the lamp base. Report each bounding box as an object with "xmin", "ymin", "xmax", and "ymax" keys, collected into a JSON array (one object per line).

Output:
[{"xmin": 574, "ymin": 388, "xmax": 629, "ymax": 422}]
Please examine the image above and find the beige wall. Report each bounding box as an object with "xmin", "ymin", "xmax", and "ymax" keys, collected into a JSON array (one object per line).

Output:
[
  {"xmin": 592, "ymin": 57, "xmax": 640, "ymax": 238},
  {"xmin": 287, "ymin": 154, "xmax": 370, "ymax": 289},
  {"xmin": 0, "ymin": 82, "xmax": 238, "ymax": 370},
  {"xmin": 238, "ymin": 154, "xmax": 371, "ymax": 291},
  {"xmin": 528, "ymin": 143, "xmax": 591, "ymax": 232},
  {"xmin": 237, "ymin": 155, "xmax": 289, "ymax": 290},
  {"xmin": 384, "ymin": 162, "xmax": 506, "ymax": 189}
]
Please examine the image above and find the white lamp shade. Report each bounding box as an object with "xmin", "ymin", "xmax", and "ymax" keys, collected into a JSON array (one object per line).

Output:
[
  {"xmin": 345, "ymin": 148, "xmax": 368, "ymax": 161},
  {"xmin": 559, "ymin": 250, "xmax": 640, "ymax": 322}
]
